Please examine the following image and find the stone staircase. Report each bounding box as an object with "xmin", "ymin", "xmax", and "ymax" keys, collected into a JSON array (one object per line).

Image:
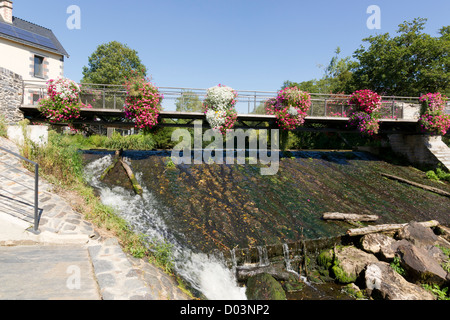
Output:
[{"xmin": 426, "ymin": 136, "xmax": 450, "ymax": 171}]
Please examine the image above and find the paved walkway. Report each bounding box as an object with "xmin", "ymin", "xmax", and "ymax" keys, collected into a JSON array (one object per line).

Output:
[{"xmin": 0, "ymin": 137, "xmax": 190, "ymax": 300}]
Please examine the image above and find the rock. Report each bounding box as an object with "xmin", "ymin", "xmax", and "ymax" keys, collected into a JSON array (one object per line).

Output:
[
  {"xmin": 395, "ymin": 241, "xmax": 449, "ymax": 286},
  {"xmin": 332, "ymin": 246, "xmax": 379, "ymax": 284},
  {"xmin": 364, "ymin": 262, "xmax": 435, "ymax": 300},
  {"xmin": 361, "ymin": 233, "xmax": 396, "ymax": 260},
  {"xmin": 397, "ymin": 221, "xmax": 439, "ymax": 248},
  {"xmin": 246, "ymin": 273, "xmax": 287, "ymax": 300}
]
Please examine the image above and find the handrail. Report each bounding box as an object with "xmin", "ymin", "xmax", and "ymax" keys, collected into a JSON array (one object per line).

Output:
[{"xmin": 0, "ymin": 146, "xmax": 40, "ymax": 233}]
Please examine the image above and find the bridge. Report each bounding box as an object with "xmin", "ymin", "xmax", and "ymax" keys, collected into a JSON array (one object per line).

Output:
[
  {"xmin": 19, "ymin": 81, "xmax": 423, "ymax": 134},
  {"xmin": 12, "ymin": 81, "xmax": 450, "ymax": 171},
  {"xmin": 19, "ymin": 105, "xmax": 419, "ymax": 134}
]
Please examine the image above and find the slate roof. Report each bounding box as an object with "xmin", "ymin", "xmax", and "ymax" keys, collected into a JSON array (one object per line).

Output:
[{"xmin": 0, "ymin": 16, "xmax": 69, "ymax": 58}]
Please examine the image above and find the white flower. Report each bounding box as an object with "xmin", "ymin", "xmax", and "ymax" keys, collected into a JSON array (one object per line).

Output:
[
  {"xmin": 204, "ymin": 85, "xmax": 236, "ymax": 111},
  {"xmin": 206, "ymin": 109, "xmax": 226, "ymax": 128},
  {"xmin": 287, "ymin": 106, "xmax": 298, "ymax": 116}
]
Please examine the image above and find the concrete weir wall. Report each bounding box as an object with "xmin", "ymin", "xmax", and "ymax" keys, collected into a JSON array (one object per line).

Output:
[
  {"xmin": 388, "ymin": 134, "xmax": 450, "ymax": 171},
  {"xmin": 0, "ymin": 67, "xmax": 24, "ymax": 124}
]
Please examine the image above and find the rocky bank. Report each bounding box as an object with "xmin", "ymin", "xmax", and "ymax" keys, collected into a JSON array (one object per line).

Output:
[{"xmin": 244, "ymin": 221, "xmax": 450, "ymax": 300}]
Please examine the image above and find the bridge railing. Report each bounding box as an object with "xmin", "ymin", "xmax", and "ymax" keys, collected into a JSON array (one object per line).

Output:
[{"xmin": 23, "ymin": 81, "xmax": 421, "ymax": 119}]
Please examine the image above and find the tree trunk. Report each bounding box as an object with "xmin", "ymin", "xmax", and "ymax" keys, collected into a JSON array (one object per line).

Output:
[
  {"xmin": 347, "ymin": 220, "xmax": 440, "ymax": 237},
  {"xmin": 322, "ymin": 212, "xmax": 379, "ymax": 222}
]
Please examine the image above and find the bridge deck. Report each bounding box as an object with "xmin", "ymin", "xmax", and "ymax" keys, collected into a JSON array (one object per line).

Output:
[{"xmin": 19, "ymin": 105, "xmax": 419, "ymax": 133}]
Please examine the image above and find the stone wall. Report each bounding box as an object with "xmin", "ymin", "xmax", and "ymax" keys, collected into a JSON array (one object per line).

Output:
[
  {"xmin": 388, "ymin": 133, "xmax": 449, "ymax": 170},
  {"xmin": 0, "ymin": 67, "xmax": 24, "ymax": 124}
]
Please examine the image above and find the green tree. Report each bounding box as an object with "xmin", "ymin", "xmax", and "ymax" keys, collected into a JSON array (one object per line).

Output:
[
  {"xmin": 81, "ymin": 41, "xmax": 147, "ymax": 85},
  {"xmin": 351, "ymin": 18, "xmax": 450, "ymax": 96},
  {"xmin": 175, "ymin": 91, "xmax": 203, "ymax": 112}
]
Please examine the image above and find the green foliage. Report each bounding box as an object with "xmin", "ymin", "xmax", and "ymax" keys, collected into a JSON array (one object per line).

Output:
[
  {"xmin": 81, "ymin": 41, "xmax": 147, "ymax": 85},
  {"xmin": 390, "ymin": 256, "xmax": 406, "ymax": 276},
  {"xmin": 175, "ymin": 91, "xmax": 203, "ymax": 112},
  {"xmin": 426, "ymin": 168, "xmax": 450, "ymax": 182},
  {"xmin": 0, "ymin": 114, "xmax": 7, "ymax": 137},
  {"xmin": 284, "ymin": 19, "xmax": 450, "ymax": 97},
  {"xmin": 147, "ymin": 239, "xmax": 175, "ymax": 274},
  {"xmin": 422, "ymin": 284, "xmax": 450, "ymax": 300},
  {"xmin": 352, "ymin": 18, "xmax": 450, "ymax": 96}
]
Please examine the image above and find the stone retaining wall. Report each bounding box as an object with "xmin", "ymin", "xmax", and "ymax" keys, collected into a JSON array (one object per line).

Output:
[{"xmin": 0, "ymin": 67, "xmax": 24, "ymax": 124}]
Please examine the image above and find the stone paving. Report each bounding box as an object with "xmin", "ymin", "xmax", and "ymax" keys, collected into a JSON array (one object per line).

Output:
[{"xmin": 0, "ymin": 136, "xmax": 191, "ymax": 300}]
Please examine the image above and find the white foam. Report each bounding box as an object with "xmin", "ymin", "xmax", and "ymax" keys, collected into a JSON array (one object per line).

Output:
[{"xmin": 84, "ymin": 156, "xmax": 247, "ymax": 300}]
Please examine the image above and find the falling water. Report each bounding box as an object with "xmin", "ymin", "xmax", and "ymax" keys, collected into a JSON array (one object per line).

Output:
[
  {"xmin": 84, "ymin": 156, "xmax": 247, "ymax": 300},
  {"xmin": 257, "ymin": 246, "xmax": 270, "ymax": 267},
  {"xmin": 282, "ymin": 244, "xmax": 299, "ymax": 277}
]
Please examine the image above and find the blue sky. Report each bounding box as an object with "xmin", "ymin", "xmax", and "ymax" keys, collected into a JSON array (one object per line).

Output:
[{"xmin": 13, "ymin": 0, "xmax": 450, "ymax": 92}]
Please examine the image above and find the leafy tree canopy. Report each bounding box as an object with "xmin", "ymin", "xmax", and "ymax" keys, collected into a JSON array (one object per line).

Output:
[
  {"xmin": 81, "ymin": 41, "xmax": 147, "ymax": 85},
  {"xmin": 352, "ymin": 18, "xmax": 450, "ymax": 96},
  {"xmin": 284, "ymin": 18, "xmax": 450, "ymax": 97},
  {"xmin": 175, "ymin": 91, "xmax": 203, "ymax": 112}
]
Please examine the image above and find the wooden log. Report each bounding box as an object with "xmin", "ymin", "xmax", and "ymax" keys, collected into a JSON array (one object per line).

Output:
[
  {"xmin": 381, "ymin": 173, "xmax": 450, "ymax": 198},
  {"xmin": 120, "ymin": 159, "xmax": 143, "ymax": 196},
  {"xmin": 347, "ymin": 220, "xmax": 440, "ymax": 236},
  {"xmin": 100, "ymin": 150, "xmax": 121, "ymax": 181},
  {"xmin": 322, "ymin": 212, "xmax": 379, "ymax": 222}
]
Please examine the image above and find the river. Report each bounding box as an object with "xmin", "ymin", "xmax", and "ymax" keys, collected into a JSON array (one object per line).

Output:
[{"xmin": 82, "ymin": 150, "xmax": 450, "ymax": 300}]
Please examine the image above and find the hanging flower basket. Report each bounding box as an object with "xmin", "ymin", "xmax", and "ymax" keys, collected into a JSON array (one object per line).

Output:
[
  {"xmin": 267, "ymin": 87, "xmax": 311, "ymax": 131},
  {"xmin": 38, "ymin": 78, "xmax": 82, "ymax": 123},
  {"xmin": 347, "ymin": 89, "xmax": 382, "ymax": 136},
  {"xmin": 418, "ymin": 93, "xmax": 450, "ymax": 135},
  {"xmin": 203, "ymin": 84, "xmax": 238, "ymax": 134},
  {"xmin": 123, "ymin": 76, "xmax": 163, "ymax": 131}
]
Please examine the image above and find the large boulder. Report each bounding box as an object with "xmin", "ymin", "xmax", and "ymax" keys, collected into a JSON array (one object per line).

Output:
[
  {"xmin": 395, "ymin": 241, "xmax": 449, "ymax": 286},
  {"xmin": 364, "ymin": 262, "xmax": 435, "ymax": 300},
  {"xmin": 361, "ymin": 233, "xmax": 396, "ymax": 260},
  {"xmin": 332, "ymin": 246, "xmax": 379, "ymax": 283},
  {"xmin": 397, "ymin": 221, "xmax": 439, "ymax": 248},
  {"xmin": 245, "ymin": 273, "xmax": 287, "ymax": 300}
]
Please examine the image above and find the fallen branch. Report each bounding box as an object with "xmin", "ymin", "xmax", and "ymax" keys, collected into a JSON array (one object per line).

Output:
[
  {"xmin": 347, "ymin": 220, "xmax": 440, "ymax": 236},
  {"xmin": 323, "ymin": 212, "xmax": 379, "ymax": 222},
  {"xmin": 381, "ymin": 173, "xmax": 450, "ymax": 198},
  {"xmin": 120, "ymin": 159, "xmax": 143, "ymax": 196}
]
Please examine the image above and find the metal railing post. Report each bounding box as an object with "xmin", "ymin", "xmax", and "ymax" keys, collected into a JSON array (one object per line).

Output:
[{"xmin": 33, "ymin": 162, "xmax": 39, "ymax": 233}]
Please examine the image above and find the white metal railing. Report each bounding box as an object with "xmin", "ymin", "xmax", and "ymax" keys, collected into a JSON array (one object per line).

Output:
[{"xmin": 22, "ymin": 80, "xmax": 421, "ymax": 119}]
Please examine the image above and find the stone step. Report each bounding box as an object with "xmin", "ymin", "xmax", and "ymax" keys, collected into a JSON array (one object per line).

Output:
[{"xmin": 0, "ymin": 245, "xmax": 101, "ymax": 300}]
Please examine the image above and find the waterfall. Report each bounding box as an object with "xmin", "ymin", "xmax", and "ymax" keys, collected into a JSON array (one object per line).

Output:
[
  {"xmin": 282, "ymin": 243, "xmax": 299, "ymax": 277},
  {"xmin": 257, "ymin": 245, "xmax": 270, "ymax": 267},
  {"xmin": 84, "ymin": 156, "xmax": 247, "ymax": 300}
]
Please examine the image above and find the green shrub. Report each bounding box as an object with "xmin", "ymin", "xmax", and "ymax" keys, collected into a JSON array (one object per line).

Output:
[{"xmin": 0, "ymin": 115, "xmax": 7, "ymax": 137}]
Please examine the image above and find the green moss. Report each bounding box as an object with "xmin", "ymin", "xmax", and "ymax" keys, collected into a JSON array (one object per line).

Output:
[
  {"xmin": 246, "ymin": 273, "xmax": 287, "ymax": 300},
  {"xmin": 317, "ymin": 249, "xmax": 334, "ymax": 269},
  {"xmin": 331, "ymin": 264, "xmax": 357, "ymax": 284}
]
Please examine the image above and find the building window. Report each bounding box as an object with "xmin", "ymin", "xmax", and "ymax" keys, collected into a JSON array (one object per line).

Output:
[
  {"xmin": 32, "ymin": 94, "xmax": 40, "ymax": 105},
  {"xmin": 34, "ymin": 55, "xmax": 44, "ymax": 78}
]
